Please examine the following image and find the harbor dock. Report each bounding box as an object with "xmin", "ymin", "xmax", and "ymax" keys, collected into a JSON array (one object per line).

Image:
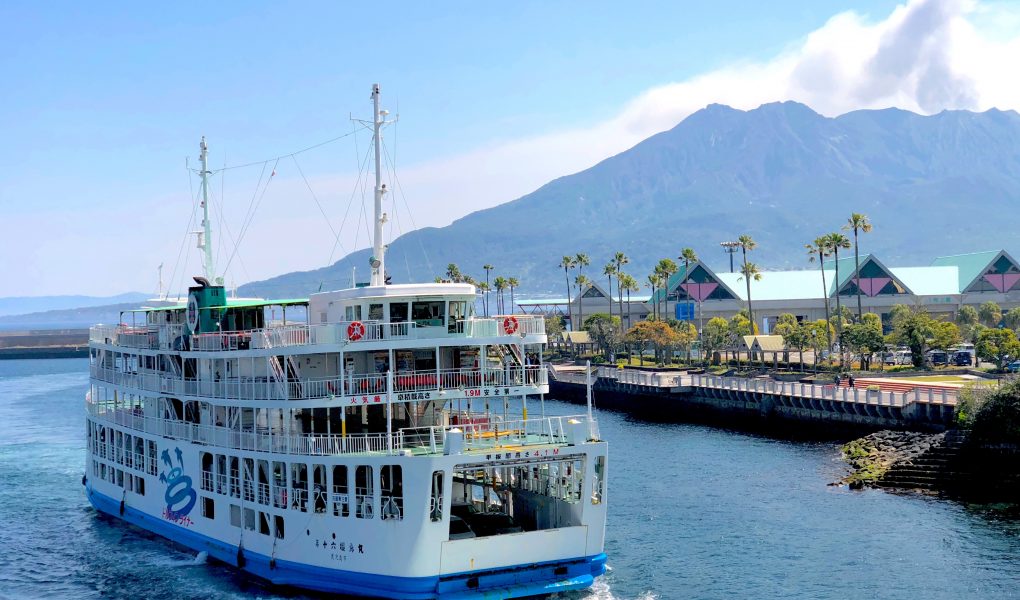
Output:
[{"xmin": 549, "ymin": 365, "xmax": 959, "ymax": 432}]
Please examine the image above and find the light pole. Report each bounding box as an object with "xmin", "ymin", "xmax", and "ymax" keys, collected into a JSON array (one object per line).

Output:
[{"xmin": 720, "ymin": 241, "xmax": 741, "ymax": 273}]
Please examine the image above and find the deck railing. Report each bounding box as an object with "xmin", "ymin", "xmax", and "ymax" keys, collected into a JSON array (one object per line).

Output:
[
  {"xmin": 87, "ymin": 402, "xmax": 596, "ymax": 457},
  {"xmin": 87, "ymin": 403, "xmax": 399, "ymax": 456},
  {"xmin": 89, "ymin": 315, "xmax": 545, "ymax": 352},
  {"xmin": 90, "ymin": 364, "xmax": 547, "ymax": 402},
  {"xmin": 591, "ymin": 367, "xmax": 958, "ymax": 407}
]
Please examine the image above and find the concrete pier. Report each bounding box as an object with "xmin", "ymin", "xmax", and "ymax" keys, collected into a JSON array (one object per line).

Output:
[{"xmin": 550, "ymin": 365, "xmax": 957, "ymax": 432}]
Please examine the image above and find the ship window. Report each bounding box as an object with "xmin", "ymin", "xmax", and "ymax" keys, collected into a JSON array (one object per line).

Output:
[
  {"xmin": 380, "ymin": 465, "xmax": 403, "ymax": 521},
  {"xmin": 136, "ymin": 477, "xmax": 145, "ymax": 496},
  {"xmin": 229, "ymin": 457, "xmax": 240, "ymax": 499},
  {"xmin": 242, "ymin": 458, "xmax": 255, "ymax": 503},
  {"xmin": 257, "ymin": 460, "xmax": 270, "ymax": 506},
  {"xmin": 355, "ymin": 466, "xmax": 374, "ymax": 519},
  {"xmin": 332, "ymin": 465, "xmax": 349, "ymax": 517},
  {"xmin": 312, "ymin": 464, "xmax": 327, "ymax": 514},
  {"xmin": 244, "ymin": 508, "xmax": 256, "ymax": 531},
  {"xmin": 230, "ymin": 504, "xmax": 241, "ymax": 528},
  {"xmin": 217, "ymin": 455, "xmax": 228, "ymax": 495},
  {"xmin": 273, "ymin": 461, "xmax": 288, "ymax": 509},
  {"xmin": 412, "ymin": 301, "xmax": 445, "ymax": 328},
  {"xmin": 430, "ymin": 471, "xmax": 444, "ymax": 522},
  {"xmin": 448, "ymin": 301, "xmax": 467, "ymax": 333},
  {"xmin": 346, "ymin": 305, "xmax": 362, "ymax": 321},
  {"xmin": 592, "ymin": 456, "xmax": 605, "ymax": 505},
  {"xmin": 368, "ymin": 304, "xmax": 383, "ymax": 321},
  {"xmin": 390, "ymin": 302, "xmax": 409, "ymax": 323},
  {"xmin": 274, "ymin": 515, "xmax": 285, "ymax": 539},
  {"xmin": 259, "ymin": 511, "xmax": 271, "ymax": 535},
  {"xmin": 148, "ymin": 441, "xmax": 157, "ymax": 475},
  {"xmin": 200, "ymin": 452, "xmax": 213, "ymax": 492},
  {"xmin": 202, "ymin": 496, "xmax": 215, "ymax": 519},
  {"xmin": 116, "ymin": 469, "xmax": 124, "ymax": 488},
  {"xmin": 291, "ymin": 463, "xmax": 308, "ymax": 512}
]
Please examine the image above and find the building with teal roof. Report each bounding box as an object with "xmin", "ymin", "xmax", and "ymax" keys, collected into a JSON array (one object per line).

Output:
[{"xmin": 555, "ymin": 249, "xmax": 1020, "ymax": 333}]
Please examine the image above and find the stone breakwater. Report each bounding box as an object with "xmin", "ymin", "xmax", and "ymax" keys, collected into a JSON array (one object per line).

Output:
[{"xmin": 840, "ymin": 430, "xmax": 944, "ymax": 489}]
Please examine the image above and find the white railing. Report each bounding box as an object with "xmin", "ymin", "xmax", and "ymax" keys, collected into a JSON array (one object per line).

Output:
[
  {"xmin": 88, "ymin": 402, "xmax": 592, "ymax": 457},
  {"xmin": 596, "ymin": 366, "xmax": 681, "ymax": 387},
  {"xmin": 402, "ymin": 414, "xmax": 598, "ymax": 453},
  {"xmin": 687, "ymin": 373, "xmax": 956, "ymax": 407},
  {"xmin": 90, "ymin": 364, "xmax": 548, "ymax": 402},
  {"xmin": 89, "ymin": 315, "xmax": 546, "ymax": 352},
  {"xmin": 87, "ymin": 403, "xmax": 400, "ymax": 456}
]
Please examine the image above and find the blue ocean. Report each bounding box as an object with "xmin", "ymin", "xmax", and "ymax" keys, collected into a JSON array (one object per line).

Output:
[{"xmin": 1, "ymin": 358, "xmax": 1018, "ymax": 599}]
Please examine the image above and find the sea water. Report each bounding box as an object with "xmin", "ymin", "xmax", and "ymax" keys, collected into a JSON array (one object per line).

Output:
[{"xmin": 1, "ymin": 358, "xmax": 1018, "ymax": 599}]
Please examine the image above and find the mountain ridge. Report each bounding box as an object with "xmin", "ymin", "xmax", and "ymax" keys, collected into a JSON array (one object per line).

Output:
[{"xmin": 239, "ymin": 101, "xmax": 1020, "ymax": 298}]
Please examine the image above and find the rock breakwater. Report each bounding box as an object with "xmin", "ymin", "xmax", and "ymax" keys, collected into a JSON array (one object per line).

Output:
[{"xmin": 841, "ymin": 430, "xmax": 944, "ymax": 489}]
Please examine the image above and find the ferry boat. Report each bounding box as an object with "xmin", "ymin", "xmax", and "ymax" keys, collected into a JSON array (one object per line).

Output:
[{"xmin": 83, "ymin": 84, "xmax": 608, "ymax": 599}]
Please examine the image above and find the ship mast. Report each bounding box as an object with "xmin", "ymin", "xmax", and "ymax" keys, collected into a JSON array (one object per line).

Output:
[
  {"xmin": 198, "ymin": 136, "xmax": 216, "ymax": 282},
  {"xmin": 370, "ymin": 84, "xmax": 388, "ymax": 286}
]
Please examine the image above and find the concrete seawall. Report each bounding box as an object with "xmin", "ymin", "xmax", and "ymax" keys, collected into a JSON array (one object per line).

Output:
[
  {"xmin": 550, "ymin": 366, "xmax": 956, "ymax": 435},
  {"xmin": 0, "ymin": 329, "xmax": 89, "ymax": 360}
]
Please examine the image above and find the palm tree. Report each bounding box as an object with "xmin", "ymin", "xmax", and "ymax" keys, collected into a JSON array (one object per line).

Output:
[
  {"xmin": 482, "ymin": 264, "xmax": 494, "ymax": 317},
  {"xmin": 843, "ymin": 213, "xmax": 873, "ymax": 320},
  {"xmin": 575, "ymin": 274, "xmax": 590, "ymax": 327},
  {"xmin": 493, "ymin": 276, "xmax": 508, "ymax": 314},
  {"xmin": 477, "ymin": 281, "xmax": 490, "ymax": 313},
  {"xmin": 507, "ymin": 277, "xmax": 519, "ymax": 313},
  {"xmin": 612, "ymin": 252, "xmax": 629, "ymax": 327},
  {"xmin": 445, "ymin": 263, "xmax": 462, "ymax": 282},
  {"xmin": 620, "ymin": 273, "xmax": 639, "ymax": 329},
  {"xmin": 737, "ymin": 235, "xmax": 757, "ymax": 331},
  {"xmin": 825, "ymin": 232, "xmax": 852, "ymax": 342},
  {"xmin": 739, "ymin": 263, "xmax": 763, "ymax": 335},
  {"xmin": 560, "ymin": 256, "xmax": 576, "ymax": 329},
  {"xmin": 646, "ymin": 274, "xmax": 659, "ymax": 320},
  {"xmin": 575, "ymin": 253, "xmax": 590, "ymax": 327},
  {"xmin": 603, "ymin": 262, "xmax": 616, "ymax": 322},
  {"xmin": 655, "ymin": 258, "xmax": 678, "ymax": 320},
  {"xmin": 806, "ymin": 237, "xmax": 833, "ymax": 351},
  {"xmin": 679, "ymin": 247, "xmax": 698, "ymax": 328}
]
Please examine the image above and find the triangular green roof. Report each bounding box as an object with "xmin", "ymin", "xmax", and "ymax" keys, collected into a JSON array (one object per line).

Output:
[{"xmin": 931, "ymin": 250, "xmax": 1008, "ymax": 291}]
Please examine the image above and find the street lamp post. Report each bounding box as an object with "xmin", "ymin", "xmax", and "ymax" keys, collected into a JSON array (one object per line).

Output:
[{"xmin": 720, "ymin": 241, "xmax": 741, "ymax": 273}]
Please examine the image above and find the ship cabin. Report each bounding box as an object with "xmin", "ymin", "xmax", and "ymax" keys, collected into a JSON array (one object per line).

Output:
[{"xmin": 88, "ymin": 281, "xmax": 608, "ymax": 548}]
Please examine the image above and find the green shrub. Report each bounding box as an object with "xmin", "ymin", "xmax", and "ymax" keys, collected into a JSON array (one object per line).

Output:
[{"xmin": 958, "ymin": 378, "xmax": 1020, "ymax": 445}]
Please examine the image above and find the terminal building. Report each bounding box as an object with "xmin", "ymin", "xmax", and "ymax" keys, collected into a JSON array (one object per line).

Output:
[{"xmin": 532, "ymin": 250, "xmax": 1020, "ymax": 333}]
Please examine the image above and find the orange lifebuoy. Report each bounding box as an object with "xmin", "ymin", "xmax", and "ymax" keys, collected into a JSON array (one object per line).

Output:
[
  {"xmin": 502, "ymin": 316, "xmax": 519, "ymax": 335},
  {"xmin": 347, "ymin": 321, "xmax": 366, "ymax": 342}
]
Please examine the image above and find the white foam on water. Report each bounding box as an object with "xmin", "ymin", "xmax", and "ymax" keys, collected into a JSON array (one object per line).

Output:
[{"xmin": 194, "ymin": 551, "xmax": 208, "ymax": 564}]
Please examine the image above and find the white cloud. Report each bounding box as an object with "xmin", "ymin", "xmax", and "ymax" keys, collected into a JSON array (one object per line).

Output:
[
  {"xmin": 377, "ymin": 0, "xmax": 1020, "ymax": 234},
  {"xmin": 222, "ymin": 0, "xmax": 1020, "ymax": 291},
  {"xmin": 11, "ymin": 0, "xmax": 1020, "ymax": 297}
]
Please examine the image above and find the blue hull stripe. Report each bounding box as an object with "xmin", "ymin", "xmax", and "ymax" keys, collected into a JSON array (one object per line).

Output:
[{"xmin": 86, "ymin": 486, "xmax": 606, "ymax": 599}]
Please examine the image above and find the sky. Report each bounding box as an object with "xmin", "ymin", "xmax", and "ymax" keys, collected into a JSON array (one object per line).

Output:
[{"xmin": 2, "ymin": 0, "xmax": 1020, "ymax": 298}]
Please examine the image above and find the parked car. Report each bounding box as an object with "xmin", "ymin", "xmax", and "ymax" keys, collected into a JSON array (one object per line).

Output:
[
  {"xmin": 927, "ymin": 351, "xmax": 949, "ymax": 366},
  {"xmin": 1005, "ymin": 360, "xmax": 1020, "ymax": 374},
  {"xmin": 883, "ymin": 350, "xmax": 912, "ymax": 365},
  {"xmin": 952, "ymin": 351, "xmax": 973, "ymax": 367}
]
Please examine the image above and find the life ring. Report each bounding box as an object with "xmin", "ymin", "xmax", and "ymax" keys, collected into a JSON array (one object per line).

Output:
[
  {"xmin": 502, "ymin": 316, "xmax": 519, "ymax": 335},
  {"xmin": 347, "ymin": 321, "xmax": 366, "ymax": 342}
]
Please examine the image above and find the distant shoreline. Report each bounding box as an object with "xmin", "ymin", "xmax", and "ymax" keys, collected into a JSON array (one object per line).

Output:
[
  {"xmin": 0, "ymin": 329, "xmax": 89, "ymax": 360},
  {"xmin": 0, "ymin": 346, "xmax": 88, "ymax": 360}
]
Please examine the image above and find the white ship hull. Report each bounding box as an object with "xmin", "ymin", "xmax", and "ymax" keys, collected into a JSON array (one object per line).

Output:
[{"xmin": 84, "ymin": 432, "xmax": 606, "ymax": 598}]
